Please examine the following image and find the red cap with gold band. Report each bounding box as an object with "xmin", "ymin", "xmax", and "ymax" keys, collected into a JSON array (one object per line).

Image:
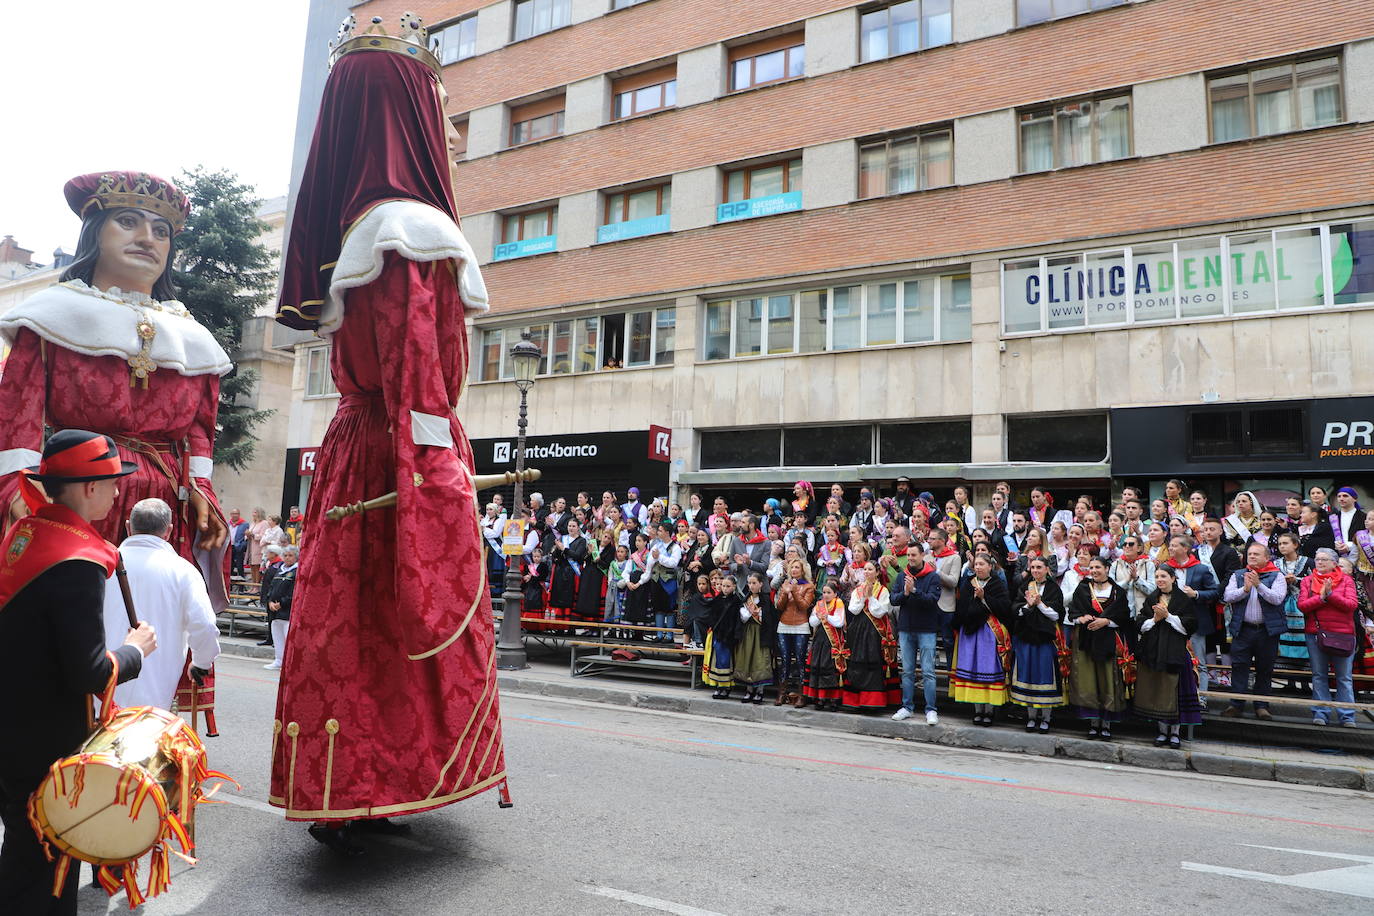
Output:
[
  {"xmin": 25, "ymin": 430, "xmax": 138, "ymax": 484},
  {"xmin": 63, "ymin": 171, "xmax": 192, "ymax": 233}
]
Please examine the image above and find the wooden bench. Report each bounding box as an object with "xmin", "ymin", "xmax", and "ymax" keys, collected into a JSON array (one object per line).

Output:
[
  {"xmin": 567, "ymin": 640, "xmax": 704, "ymax": 688},
  {"xmin": 218, "ymin": 601, "xmax": 268, "ymax": 638}
]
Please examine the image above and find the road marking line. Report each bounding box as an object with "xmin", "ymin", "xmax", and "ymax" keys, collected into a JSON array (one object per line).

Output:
[
  {"xmin": 910, "ymin": 766, "xmax": 1018, "ymax": 783},
  {"xmin": 581, "ymin": 885, "xmax": 728, "ymax": 916},
  {"xmin": 509, "ymin": 717, "xmax": 1374, "ymax": 835},
  {"xmin": 1183, "ymin": 846, "xmax": 1374, "ymax": 899}
]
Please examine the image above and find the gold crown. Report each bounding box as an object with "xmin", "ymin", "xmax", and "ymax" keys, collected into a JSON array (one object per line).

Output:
[{"xmin": 329, "ymin": 13, "xmax": 442, "ymax": 77}]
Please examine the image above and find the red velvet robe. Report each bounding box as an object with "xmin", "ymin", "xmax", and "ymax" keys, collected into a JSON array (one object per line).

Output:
[
  {"xmin": 0, "ymin": 327, "xmax": 225, "ymax": 596},
  {"xmin": 268, "ymin": 252, "xmax": 505, "ymax": 821}
]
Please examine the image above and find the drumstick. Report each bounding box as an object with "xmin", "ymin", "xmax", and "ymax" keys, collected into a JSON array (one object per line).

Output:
[{"xmin": 114, "ymin": 555, "xmax": 138, "ymax": 628}]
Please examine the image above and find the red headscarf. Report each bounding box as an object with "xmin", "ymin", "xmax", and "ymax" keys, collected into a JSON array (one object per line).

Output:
[{"xmin": 277, "ymin": 50, "xmax": 457, "ymax": 330}]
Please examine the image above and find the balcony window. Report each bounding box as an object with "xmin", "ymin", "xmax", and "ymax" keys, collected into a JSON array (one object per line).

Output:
[
  {"xmin": 729, "ymin": 36, "xmax": 805, "ymax": 91},
  {"xmin": 513, "ymin": 0, "xmax": 570, "ymax": 41},
  {"xmin": 1209, "ymin": 54, "xmax": 1342, "ymax": 143},
  {"xmin": 860, "ymin": 1, "xmax": 951, "ymax": 62},
  {"xmin": 1019, "ymin": 93, "xmax": 1131, "ymax": 172},
  {"xmin": 858, "ymin": 128, "xmax": 952, "ymax": 197},
  {"xmin": 432, "ymin": 15, "xmax": 477, "ymax": 65}
]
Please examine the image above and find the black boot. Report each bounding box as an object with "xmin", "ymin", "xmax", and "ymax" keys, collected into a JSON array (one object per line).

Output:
[
  {"xmin": 350, "ymin": 817, "xmax": 411, "ymax": 836},
  {"xmin": 308, "ymin": 824, "xmax": 364, "ymax": 856}
]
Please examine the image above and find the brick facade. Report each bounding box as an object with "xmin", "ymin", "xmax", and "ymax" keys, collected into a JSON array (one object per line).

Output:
[{"xmin": 477, "ymin": 122, "xmax": 1374, "ymax": 315}]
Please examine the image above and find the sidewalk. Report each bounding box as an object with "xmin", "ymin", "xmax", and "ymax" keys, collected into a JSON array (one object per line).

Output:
[{"xmin": 220, "ymin": 636, "xmax": 1374, "ymax": 792}]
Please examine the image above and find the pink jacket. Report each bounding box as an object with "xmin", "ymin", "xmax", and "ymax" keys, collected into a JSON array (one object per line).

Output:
[{"xmin": 1296, "ymin": 574, "xmax": 1358, "ymax": 634}]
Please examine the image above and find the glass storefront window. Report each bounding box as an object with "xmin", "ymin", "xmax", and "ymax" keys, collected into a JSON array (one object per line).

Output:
[
  {"xmin": 766, "ymin": 295, "xmax": 794, "ymax": 354},
  {"xmin": 575, "ymin": 317, "xmax": 599, "ymax": 373},
  {"xmin": 626, "ymin": 310, "xmax": 653, "ymax": 366},
  {"xmin": 903, "ymin": 278, "xmax": 935, "ymax": 343},
  {"xmin": 1176, "ymin": 236, "xmax": 1225, "ymax": 319},
  {"xmin": 866, "ymin": 282, "xmax": 898, "ymax": 345},
  {"xmin": 830, "ymin": 286, "xmax": 861, "ymax": 350},
  {"xmin": 1130, "ymin": 242, "xmax": 1177, "ymax": 323},
  {"xmin": 940, "ymin": 275, "xmax": 972, "ymax": 341},
  {"xmin": 798, "ymin": 290, "xmax": 827, "ymax": 353},
  {"xmin": 1227, "ymin": 232, "xmax": 1277, "ymax": 313},
  {"xmin": 734, "ymin": 297, "xmax": 762, "ymax": 357}
]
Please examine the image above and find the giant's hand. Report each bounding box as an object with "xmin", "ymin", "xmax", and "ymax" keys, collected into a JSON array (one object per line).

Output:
[{"xmin": 190, "ymin": 487, "xmax": 228, "ymax": 552}]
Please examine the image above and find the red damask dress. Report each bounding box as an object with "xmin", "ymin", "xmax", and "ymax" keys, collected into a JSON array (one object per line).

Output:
[
  {"xmin": 0, "ymin": 283, "xmax": 230, "ymax": 604},
  {"xmin": 268, "ymin": 249, "xmax": 506, "ymax": 821}
]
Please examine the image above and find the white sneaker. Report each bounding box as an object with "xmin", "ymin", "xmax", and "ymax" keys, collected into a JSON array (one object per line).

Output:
[
  {"xmin": 263, "ymin": 662, "xmax": 282, "ymax": 670},
  {"xmin": 925, "ymin": 710, "xmax": 939, "ymax": 726},
  {"xmin": 891, "ymin": 707, "xmax": 913, "ymax": 721}
]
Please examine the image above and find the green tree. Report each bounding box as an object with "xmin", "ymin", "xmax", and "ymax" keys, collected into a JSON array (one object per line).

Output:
[{"xmin": 172, "ymin": 167, "xmax": 277, "ymax": 472}]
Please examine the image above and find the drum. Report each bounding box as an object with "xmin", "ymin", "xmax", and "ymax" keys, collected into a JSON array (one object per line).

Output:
[{"xmin": 30, "ymin": 706, "xmax": 207, "ymax": 867}]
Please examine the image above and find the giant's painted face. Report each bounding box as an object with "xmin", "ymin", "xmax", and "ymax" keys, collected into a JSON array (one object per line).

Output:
[{"xmin": 96, "ymin": 208, "xmax": 171, "ymax": 292}]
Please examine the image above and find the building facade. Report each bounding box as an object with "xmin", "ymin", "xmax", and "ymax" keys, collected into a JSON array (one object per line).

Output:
[{"xmin": 283, "ymin": 0, "xmax": 1374, "ymax": 510}]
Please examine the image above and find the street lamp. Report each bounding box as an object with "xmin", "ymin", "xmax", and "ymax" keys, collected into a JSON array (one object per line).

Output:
[{"xmin": 496, "ymin": 330, "xmax": 542, "ymax": 670}]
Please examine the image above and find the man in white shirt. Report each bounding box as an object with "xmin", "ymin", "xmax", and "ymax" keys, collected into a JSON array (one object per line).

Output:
[{"xmin": 103, "ymin": 498, "xmax": 221, "ymax": 710}]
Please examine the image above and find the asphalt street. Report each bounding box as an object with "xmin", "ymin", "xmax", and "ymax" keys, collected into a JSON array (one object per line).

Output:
[{"xmin": 12, "ymin": 652, "xmax": 1373, "ymax": 915}]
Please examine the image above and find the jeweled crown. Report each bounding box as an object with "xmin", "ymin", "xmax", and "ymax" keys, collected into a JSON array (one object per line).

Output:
[{"xmin": 328, "ymin": 13, "xmax": 442, "ymax": 77}]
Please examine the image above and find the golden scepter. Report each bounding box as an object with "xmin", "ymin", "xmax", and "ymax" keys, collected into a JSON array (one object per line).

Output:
[{"xmin": 325, "ymin": 468, "xmax": 542, "ymax": 521}]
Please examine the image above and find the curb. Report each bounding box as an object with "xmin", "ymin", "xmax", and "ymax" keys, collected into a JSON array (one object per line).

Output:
[{"xmin": 490, "ymin": 672, "xmax": 1374, "ymax": 793}]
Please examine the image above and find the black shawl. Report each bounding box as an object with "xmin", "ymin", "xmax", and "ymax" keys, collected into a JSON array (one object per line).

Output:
[
  {"xmin": 1068, "ymin": 579, "xmax": 1130, "ymax": 661},
  {"xmin": 953, "ymin": 574, "xmax": 1013, "ymax": 635},
  {"xmin": 1013, "ymin": 575, "xmax": 1064, "ymax": 644},
  {"xmin": 1134, "ymin": 586, "xmax": 1195, "ymax": 672}
]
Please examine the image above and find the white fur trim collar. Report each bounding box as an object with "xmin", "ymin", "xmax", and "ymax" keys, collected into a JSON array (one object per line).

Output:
[
  {"xmin": 317, "ymin": 200, "xmax": 489, "ymax": 335},
  {"xmin": 0, "ymin": 280, "xmax": 232, "ymax": 377}
]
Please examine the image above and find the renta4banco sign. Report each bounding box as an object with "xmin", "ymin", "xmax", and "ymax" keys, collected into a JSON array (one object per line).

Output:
[{"xmin": 1001, "ymin": 220, "xmax": 1373, "ymax": 330}]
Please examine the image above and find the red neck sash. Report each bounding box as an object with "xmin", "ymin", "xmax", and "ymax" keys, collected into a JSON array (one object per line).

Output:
[{"xmin": 0, "ymin": 504, "xmax": 117, "ymax": 611}]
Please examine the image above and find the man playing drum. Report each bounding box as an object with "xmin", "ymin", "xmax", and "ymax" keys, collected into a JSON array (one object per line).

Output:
[{"xmin": 0, "ymin": 429, "xmax": 157, "ymax": 914}]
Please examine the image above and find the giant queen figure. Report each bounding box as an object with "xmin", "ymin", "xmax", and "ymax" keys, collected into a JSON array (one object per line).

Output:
[
  {"xmin": 0, "ymin": 173, "xmax": 232, "ymax": 591},
  {"xmin": 270, "ymin": 14, "xmax": 506, "ymax": 852}
]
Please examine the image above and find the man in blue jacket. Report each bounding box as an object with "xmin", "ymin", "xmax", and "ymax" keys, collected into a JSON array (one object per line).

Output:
[
  {"xmin": 1220, "ymin": 541, "xmax": 1288, "ymax": 720},
  {"xmin": 890, "ymin": 541, "xmax": 945, "ymax": 725}
]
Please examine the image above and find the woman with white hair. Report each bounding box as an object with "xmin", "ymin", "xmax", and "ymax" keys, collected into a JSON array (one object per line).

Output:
[{"xmin": 1297, "ymin": 547, "xmax": 1359, "ymax": 727}]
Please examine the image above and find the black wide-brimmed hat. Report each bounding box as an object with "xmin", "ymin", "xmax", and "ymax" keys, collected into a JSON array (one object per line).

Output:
[{"xmin": 25, "ymin": 430, "xmax": 138, "ymax": 483}]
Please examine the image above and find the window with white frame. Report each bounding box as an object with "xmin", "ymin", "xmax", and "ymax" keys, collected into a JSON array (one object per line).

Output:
[
  {"xmin": 304, "ymin": 346, "xmax": 337, "ymax": 398},
  {"xmin": 1017, "ymin": 0, "xmax": 1125, "ymax": 27},
  {"xmin": 513, "ymin": 0, "xmax": 570, "ymax": 41},
  {"xmin": 1208, "ymin": 53, "xmax": 1343, "ymax": 143},
  {"xmin": 432, "ymin": 15, "xmax": 477, "ymax": 65},
  {"xmin": 475, "ymin": 307, "xmax": 676, "ymax": 380},
  {"xmin": 1019, "ymin": 93, "xmax": 1131, "ymax": 172},
  {"xmin": 860, "ymin": 1, "xmax": 951, "ymax": 63},
  {"xmin": 999, "ymin": 217, "xmax": 1374, "ymax": 335},
  {"xmin": 702, "ymin": 272, "xmax": 972, "ymax": 360}
]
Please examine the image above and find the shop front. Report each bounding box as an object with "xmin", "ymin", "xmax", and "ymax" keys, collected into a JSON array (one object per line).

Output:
[
  {"xmin": 471, "ymin": 428, "xmax": 672, "ymax": 510},
  {"xmin": 1109, "ymin": 396, "xmax": 1374, "ymax": 510}
]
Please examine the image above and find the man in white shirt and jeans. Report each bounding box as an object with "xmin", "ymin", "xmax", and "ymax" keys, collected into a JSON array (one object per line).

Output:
[{"xmin": 103, "ymin": 498, "xmax": 220, "ymax": 710}]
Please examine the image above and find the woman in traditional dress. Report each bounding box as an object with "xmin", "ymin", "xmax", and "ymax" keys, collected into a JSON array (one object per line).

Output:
[
  {"xmin": 1011, "ymin": 556, "xmax": 1066, "ymax": 731},
  {"xmin": 575, "ymin": 528, "xmax": 612, "ymax": 624},
  {"xmin": 522, "ymin": 547, "xmax": 549, "ymax": 618},
  {"xmin": 622, "ymin": 532, "xmax": 653, "ymax": 626},
  {"xmin": 1256, "ymin": 511, "xmax": 1282, "ymax": 558},
  {"xmin": 1274, "ymin": 531, "xmax": 1312, "ymax": 666},
  {"xmin": 733, "ymin": 572, "xmax": 778, "ymax": 704},
  {"xmin": 1145, "ymin": 520, "xmax": 1171, "ymax": 566},
  {"xmin": 951, "ymin": 553, "xmax": 1014, "ymax": 725},
  {"xmin": 791, "ymin": 480, "xmax": 817, "ymax": 528},
  {"xmin": 804, "ymin": 581, "xmax": 847, "ymax": 710},
  {"xmin": 1133, "ymin": 566, "xmax": 1202, "ymax": 748},
  {"xmin": 815, "ymin": 528, "xmax": 850, "ymax": 592},
  {"xmin": 703, "ymin": 575, "xmax": 740, "ymax": 699},
  {"xmin": 546, "ymin": 519, "xmax": 588, "ymax": 623},
  {"xmin": 1012, "ymin": 526, "xmax": 1056, "ymax": 591},
  {"xmin": 843, "ymin": 561, "xmax": 900, "ymax": 709},
  {"xmin": 1067, "ymin": 556, "xmax": 1132, "ymax": 739},
  {"xmin": 1222, "ymin": 490, "xmax": 1264, "ymax": 548},
  {"xmin": 1297, "ymin": 503, "xmax": 1336, "ymax": 559}
]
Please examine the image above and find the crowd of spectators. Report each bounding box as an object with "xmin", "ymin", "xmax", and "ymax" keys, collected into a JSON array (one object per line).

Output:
[{"xmin": 481, "ymin": 479, "xmax": 1374, "ymax": 739}]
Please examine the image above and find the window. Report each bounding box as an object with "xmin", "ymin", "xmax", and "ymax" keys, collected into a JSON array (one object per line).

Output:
[
  {"xmin": 999, "ymin": 218, "xmax": 1374, "ymax": 335},
  {"xmin": 858, "ymin": 128, "xmax": 952, "ymax": 197},
  {"xmin": 304, "ymin": 346, "xmax": 336, "ymax": 397},
  {"xmin": 479, "ymin": 329, "xmax": 503, "ymax": 381},
  {"xmin": 502, "ymin": 207, "xmax": 557, "ymax": 243},
  {"xmin": 1208, "ymin": 54, "xmax": 1342, "ymax": 143},
  {"xmin": 860, "ymin": 1, "xmax": 951, "ymax": 62},
  {"xmin": 784, "ymin": 425, "xmax": 872, "ymax": 467},
  {"xmin": 702, "ymin": 271, "xmax": 972, "ymax": 360},
  {"xmin": 879, "ymin": 420, "xmax": 972, "ymax": 464},
  {"xmin": 700, "ymin": 428, "xmax": 781, "ymax": 470},
  {"xmin": 1187, "ymin": 406, "xmax": 1305, "ymax": 461},
  {"xmin": 575, "ymin": 317, "xmax": 600, "ymax": 372},
  {"xmin": 513, "ymin": 0, "xmax": 570, "ymax": 40},
  {"xmin": 1019, "ymin": 94, "xmax": 1131, "ymax": 172},
  {"xmin": 449, "ymin": 117, "xmax": 468, "ymax": 160},
  {"xmin": 729, "ymin": 35, "xmax": 804, "ymax": 92},
  {"xmin": 612, "ymin": 0, "xmax": 652, "ymax": 7},
  {"xmin": 1017, "ymin": 0, "xmax": 1125, "ymax": 27},
  {"xmin": 1006, "ymin": 413, "xmax": 1108, "ymax": 463},
  {"xmin": 604, "ymin": 185, "xmax": 670, "ymax": 224},
  {"xmin": 654, "ymin": 308, "xmax": 675, "ymax": 365},
  {"xmin": 724, "ymin": 159, "xmax": 802, "ymax": 202},
  {"xmin": 509, "ymin": 96, "xmax": 565, "ymax": 146},
  {"xmin": 549, "ymin": 320, "xmax": 574, "ymax": 374},
  {"xmin": 613, "ymin": 65, "xmax": 677, "ymax": 119},
  {"xmin": 432, "ymin": 15, "xmax": 477, "ymax": 65}
]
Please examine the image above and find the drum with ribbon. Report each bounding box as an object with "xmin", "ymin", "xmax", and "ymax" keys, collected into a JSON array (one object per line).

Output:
[{"xmin": 27, "ymin": 706, "xmax": 233, "ymax": 906}]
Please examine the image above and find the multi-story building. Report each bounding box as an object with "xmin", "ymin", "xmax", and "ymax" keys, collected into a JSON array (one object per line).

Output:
[{"xmin": 281, "ymin": 0, "xmax": 1374, "ymax": 511}]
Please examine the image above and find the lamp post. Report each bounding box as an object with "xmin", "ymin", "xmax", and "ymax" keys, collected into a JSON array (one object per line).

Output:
[{"xmin": 496, "ymin": 330, "xmax": 542, "ymax": 670}]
